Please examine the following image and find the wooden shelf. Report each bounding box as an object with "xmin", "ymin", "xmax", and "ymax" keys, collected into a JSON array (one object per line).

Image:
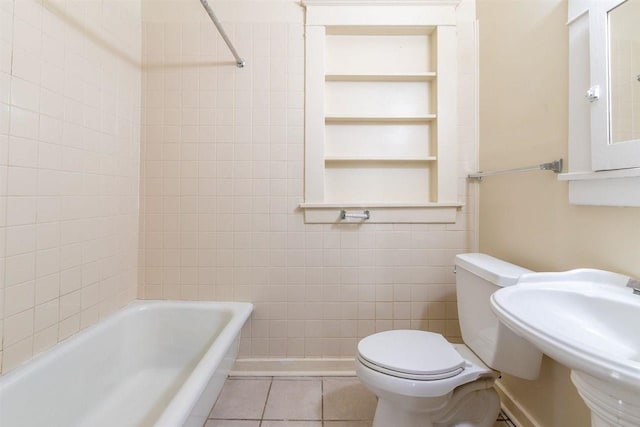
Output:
[
  {"xmin": 325, "ymin": 25, "xmax": 436, "ymax": 36},
  {"xmin": 299, "ymin": 202, "xmax": 464, "ymax": 224},
  {"xmin": 325, "ymin": 115, "xmax": 436, "ymax": 123},
  {"xmin": 325, "ymin": 156, "xmax": 436, "ymax": 162},
  {"xmin": 325, "ymin": 72, "xmax": 436, "ymax": 82},
  {"xmin": 300, "ymin": 202, "xmax": 463, "ymax": 209}
]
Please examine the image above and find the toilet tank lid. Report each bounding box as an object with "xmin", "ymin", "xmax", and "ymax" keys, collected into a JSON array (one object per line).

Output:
[{"xmin": 455, "ymin": 253, "xmax": 533, "ymax": 287}]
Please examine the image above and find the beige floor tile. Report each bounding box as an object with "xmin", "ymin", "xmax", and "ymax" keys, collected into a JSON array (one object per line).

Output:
[
  {"xmin": 205, "ymin": 421, "xmax": 260, "ymax": 427},
  {"xmin": 207, "ymin": 376, "xmax": 509, "ymax": 427},
  {"xmin": 322, "ymin": 378, "xmax": 377, "ymax": 421},
  {"xmin": 323, "ymin": 422, "xmax": 372, "ymax": 427},
  {"xmin": 263, "ymin": 379, "xmax": 322, "ymax": 420},
  {"xmin": 209, "ymin": 378, "xmax": 272, "ymax": 420},
  {"xmin": 261, "ymin": 422, "xmax": 323, "ymax": 427}
]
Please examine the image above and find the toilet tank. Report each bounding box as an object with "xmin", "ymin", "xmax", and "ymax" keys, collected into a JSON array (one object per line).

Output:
[{"xmin": 455, "ymin": 253, "xmax": 542, "ymax": 380}]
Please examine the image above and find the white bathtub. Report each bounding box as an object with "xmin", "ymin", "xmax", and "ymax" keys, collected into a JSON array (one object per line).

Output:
[{"xmin": 0, "ymin": 300, "xmax": 252, "ymax": 427}]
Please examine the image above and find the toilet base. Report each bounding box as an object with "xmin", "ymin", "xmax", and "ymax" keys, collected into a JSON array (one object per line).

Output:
[
  {"xmin": 373, "ymin": 398, "xmax": 438, "ymax": 427},
  {"xmin": 432, "ymin": 383, "xmax": 500, "ymax": 427},
  {"xmin": 356, "ymin": 338, "xmax": 504, "ymax": 427},
  {"xmin": 369, "ymin": 378, "xmax": 500, "ymax": 427}
]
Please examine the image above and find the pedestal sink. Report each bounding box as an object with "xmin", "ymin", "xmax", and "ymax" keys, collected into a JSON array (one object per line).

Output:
[{"xmin": 490, "ymin": 269, "xmax": 640, "ymax": 427}]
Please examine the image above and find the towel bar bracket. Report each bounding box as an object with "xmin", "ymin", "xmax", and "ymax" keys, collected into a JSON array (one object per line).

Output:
[{"xmin": 468, "ymin": 159, "xmax": 563, "ymax": 182}]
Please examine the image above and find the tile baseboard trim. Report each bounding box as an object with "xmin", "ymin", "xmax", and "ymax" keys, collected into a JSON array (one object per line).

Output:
[
  {"xmin": 494, "ymin": 380, "xmax": 542, "ymax": 427},
  {"xmin": 231, "ymin": 358, "xmax": 357, "ymax": 376}
]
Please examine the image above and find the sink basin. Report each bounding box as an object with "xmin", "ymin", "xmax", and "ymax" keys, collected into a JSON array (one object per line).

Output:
[{"xmin": 490, "ymin": 269, "xmax": 640, "ymax": 427}]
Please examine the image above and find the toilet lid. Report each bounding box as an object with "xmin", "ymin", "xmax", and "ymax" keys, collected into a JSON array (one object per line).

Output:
[{"xmin": 357, "ymin": 330, "xmax": 466, "ymax": 378}]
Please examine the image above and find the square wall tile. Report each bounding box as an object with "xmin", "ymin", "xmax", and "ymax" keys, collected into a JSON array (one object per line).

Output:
[
  {"xmin": 0, "ymin": 0, "xmax": 142, "ymax": 374},
  {"xmin": 1, "ymin": 336, "xmax": 33, "ymax": 373}
]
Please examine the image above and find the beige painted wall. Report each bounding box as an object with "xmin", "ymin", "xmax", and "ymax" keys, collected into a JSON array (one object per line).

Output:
[
  {"xmin": 0, "ymin": 0, "xmax": 141, "ymax": 374},
  {"xmin": 478, "ymin": 0, "xmax": 640, "ymax": 426}
]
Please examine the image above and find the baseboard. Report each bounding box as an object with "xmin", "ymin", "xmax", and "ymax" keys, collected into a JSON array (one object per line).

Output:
[
  {"xmin": 495, "ymin": 380, "xmax": 542, "ymax": 427},
  {"xmin": 230, "ymin": 358, "xmax": 356, "ymax": 377}
]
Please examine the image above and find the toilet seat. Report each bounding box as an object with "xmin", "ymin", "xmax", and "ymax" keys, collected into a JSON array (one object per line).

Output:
[
  {"xmin": 357, "ymin": 355, "xmax": 465, "ymax": 381},
  {"xmin": 357, "ymin": 330, "xmax": 466, "ymax": 380},
  {"xmin": 356, "ymin": 341, "xmax": 497, "ymax": 398}
]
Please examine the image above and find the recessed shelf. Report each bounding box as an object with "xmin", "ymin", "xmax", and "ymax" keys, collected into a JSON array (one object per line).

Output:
[
  {"xmin": 325, "ymin": 156, "xmax": 437, "ymax": 162},
  {"xmin": 325, "ymin": 73, "xmax": 436, "ymax": 82},
  {"xmin": 303, "ymin": 5, "xmax": 459, "ymax": 223},
  {"xmin": 325, "ymin": 115, "xmax": 436, "ymax": 123}
]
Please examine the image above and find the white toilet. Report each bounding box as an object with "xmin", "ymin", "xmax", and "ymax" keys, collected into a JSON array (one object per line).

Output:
[{"xmin": 355, "ymin": 253, "xmax": 543, "ymax": 427}]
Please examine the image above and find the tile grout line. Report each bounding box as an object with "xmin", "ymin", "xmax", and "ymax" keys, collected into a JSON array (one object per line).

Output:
[
  {"xmin": 321, "ymin": 376, "xmax": 324, "ymax": 424},
  {"xmin": 258, "ymin": 376, "xmax": 274, "ymax": 426}
]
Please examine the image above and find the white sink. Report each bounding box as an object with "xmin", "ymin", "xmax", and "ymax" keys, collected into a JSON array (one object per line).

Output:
[{"xmin": 490, "ymin": 269, "xmax": 640, "ymax": 427}]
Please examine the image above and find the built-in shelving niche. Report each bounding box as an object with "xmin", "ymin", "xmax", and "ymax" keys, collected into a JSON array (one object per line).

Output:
[{"xmin": 301, "ymin": 2, "xmax": 463, "ymax": 223}]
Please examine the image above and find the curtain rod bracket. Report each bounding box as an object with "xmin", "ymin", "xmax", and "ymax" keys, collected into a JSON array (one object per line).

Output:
[{"xmin": 199, "ymin": 0, "xmax": 246, "ymax": 69}]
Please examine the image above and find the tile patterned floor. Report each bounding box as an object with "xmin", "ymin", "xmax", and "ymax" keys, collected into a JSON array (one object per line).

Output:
[{"xmin": 206, "ymin": 376, "xmax": 516, "ymax": 427}]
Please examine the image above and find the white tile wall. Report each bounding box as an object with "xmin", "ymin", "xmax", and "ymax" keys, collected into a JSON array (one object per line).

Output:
[
  {"xmin": 0, "ymin": 0, "xmax": 142, "ymax": 374},
  {"xmin": 140, "ymin": 0, "xmax": 478, "ymax": 358},
  {"xmin": 0, "ymin": 0, "xmax": 476, "ymax": 374}
]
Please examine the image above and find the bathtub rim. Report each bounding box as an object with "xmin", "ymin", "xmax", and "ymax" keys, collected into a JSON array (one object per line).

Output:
[
  {"xmin": 0, "ymin": 299, "xmax": 253, "ymax": 427},
  {"xmin": 153, "ymin": 300, "xmax": 253, "ymax": 426}
]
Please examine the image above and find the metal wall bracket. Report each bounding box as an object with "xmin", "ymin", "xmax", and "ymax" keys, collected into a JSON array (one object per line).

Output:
[
  {"xmin": 199, "ymin": 0, "xmax": 246, "ymax": 68},
  {"xmin": 340, "ymin": 209, "xmax": 370, "ymax": 220},
  {"xmin": 468, "ymin": 159, "xmax": 563, "ymax": 182}
]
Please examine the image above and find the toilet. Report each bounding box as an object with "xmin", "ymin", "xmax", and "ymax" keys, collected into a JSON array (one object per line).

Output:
[{"xmin": 355, "ymin": 253, "xmax": 543, "ymax": 427}]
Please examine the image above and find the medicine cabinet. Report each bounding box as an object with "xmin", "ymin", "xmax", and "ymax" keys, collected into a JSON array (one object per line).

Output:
[{"xmin": 561, "ymin": 0, "xmax": 640, "ymax": 206}]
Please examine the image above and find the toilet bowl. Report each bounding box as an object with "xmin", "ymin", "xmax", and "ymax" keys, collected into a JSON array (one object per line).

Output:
[
  {"xmin": 355, "ymin": 254, "xmax": 543, "ymax": 427},
  {"xmin": 356, "ymin": 331, "xmax": 500, "ymax": 427}
]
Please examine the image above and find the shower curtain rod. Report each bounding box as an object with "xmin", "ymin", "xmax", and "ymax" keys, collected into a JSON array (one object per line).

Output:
[{"xmin": 199, "ymin": 0, "xmax": 246, "ymax": 68}]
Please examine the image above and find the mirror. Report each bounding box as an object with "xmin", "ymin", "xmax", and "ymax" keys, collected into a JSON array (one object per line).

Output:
[
  {"xmin": 564, "ymin": 0, "xmax": 640, "ymax": 206},
  {"xmin": 608, "ymin": 0, "xmax": 640, "ymax": 144}
]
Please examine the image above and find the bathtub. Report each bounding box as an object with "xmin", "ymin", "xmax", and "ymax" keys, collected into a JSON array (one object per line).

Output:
[{"xmin": 0, "ymin": 300, "xmax": 253, "ymax": 427}]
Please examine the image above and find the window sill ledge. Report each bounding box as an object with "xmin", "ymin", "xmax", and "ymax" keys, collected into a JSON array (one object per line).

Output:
[
  {"xmin": 559, "ymin": 170, "xmax": 640, "ymax": 207},
  {"xmin": 558, "ymin": 167, "xmax": 640, "ymax": 181}
]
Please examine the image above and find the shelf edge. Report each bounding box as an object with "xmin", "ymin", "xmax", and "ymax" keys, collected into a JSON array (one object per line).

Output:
[
  {"xmin": 324, "ymin": 156, "xmax": 437, "ymax": 162},
  {"xmin": 299, "ymin": 203, "xmax": 464, "ymax": 224},
  {"xmin": 325, "ymin": 115, "xmax": 437, "ymax": 123},
  {"xmin": 299, "ymin": 202, "xmax": 464, "ymax": 208},
  {"xmin": 325, "ymin": 73, "xmax": 436, "ymax": 81}
]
